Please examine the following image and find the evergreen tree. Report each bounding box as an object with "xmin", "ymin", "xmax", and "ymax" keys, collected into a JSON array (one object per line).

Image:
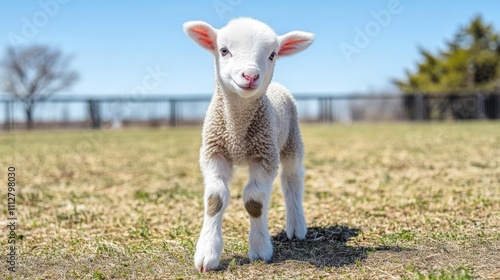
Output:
[{"xmin": 394, "ymin": 16, "xmax": 500, "ymax": 94}]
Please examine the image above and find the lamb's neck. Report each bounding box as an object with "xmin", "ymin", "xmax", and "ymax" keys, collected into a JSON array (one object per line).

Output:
[{"xmin": 215, "ymin": 80, "xmax": 263, "ymax": 134}]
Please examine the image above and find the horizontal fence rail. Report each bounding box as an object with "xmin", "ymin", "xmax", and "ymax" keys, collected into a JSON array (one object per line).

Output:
[{"xmin": 1, "ymin": 93, "xmax": 499, "ymax": 131}]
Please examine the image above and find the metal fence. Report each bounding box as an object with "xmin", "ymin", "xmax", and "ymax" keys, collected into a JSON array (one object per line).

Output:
[{"xmin": 1, "ymin": 93, "xmax": 499, "ymax": 131}]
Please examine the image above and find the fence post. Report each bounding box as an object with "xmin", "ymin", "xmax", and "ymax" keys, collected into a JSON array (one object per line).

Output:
[
  {"xmin": 88, "ymin": 99, "xmax": 101, "ymax": 129},
  {"xmin": 477, "ymin": 93, "xmax": 485, "ymax": 119},
  {"xmin": 4, "ymin": 100, "xmax": 13, "ymax": 131},
  {"xmin": 497, "ymin": 94, "xmax": 500, "ymax": 119},
  {"xmin": 170, "ymin": 99, "xmax": 177, "ymax": 127},
  {"xmin": 317, "ymin": 98, "xmax": 322, "ymax": 122},
  {"xmin": 318, "ymin": 98, "xmax": 328, "ymax": 123},
  {"xmin": 415, "ymin": 93, "xmax": 423, "ymax": 121},
  {"xmin": 328, "ymin": 97, "xmax": 334, "ymax": 122},
  {"xmin": 3, "ymin": 100, "xmax": 6, "ymax": 131}
]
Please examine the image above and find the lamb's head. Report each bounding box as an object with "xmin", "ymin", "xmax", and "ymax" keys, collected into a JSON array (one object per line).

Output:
[{"xmin": 183, "ymin": 17, "xmax": 314, "ymax": 98}]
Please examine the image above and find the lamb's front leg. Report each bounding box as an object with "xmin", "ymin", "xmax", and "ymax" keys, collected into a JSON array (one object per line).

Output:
[
  {"xmin": 243, "ymin": 162, "xmax": 278, "ymax": 262},
  {"xmin": 280, "ymin": 156, "xmax": 307, "ymax": 240},
  {"xmin": 194, "ymin": 156, "xmax": 232, "ymax": 272}
]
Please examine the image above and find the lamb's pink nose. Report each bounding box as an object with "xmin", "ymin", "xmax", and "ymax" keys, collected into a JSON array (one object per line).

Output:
[{"xmin": 242, "ymin": 70, "xmax": 259, "ymax": 83}]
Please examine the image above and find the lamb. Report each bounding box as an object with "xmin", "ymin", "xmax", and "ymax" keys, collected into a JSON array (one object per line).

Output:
[{"xmin": 183, "ymin": 17, "xmax": 314, "ymax": 272}]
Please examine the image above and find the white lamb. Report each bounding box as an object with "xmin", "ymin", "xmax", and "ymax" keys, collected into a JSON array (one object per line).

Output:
[{"xmin": 183, "ymin": 17, "xmax": 314, "ymax": 272}]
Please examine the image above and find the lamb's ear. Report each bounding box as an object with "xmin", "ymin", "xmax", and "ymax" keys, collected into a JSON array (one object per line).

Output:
[
  {"xmin": 183, "ymin": 21, "xmax": 218, "ymax": 52},
  {"xmin": 277, "ymin": 31, "xmax": 314, "ymax": 57}
]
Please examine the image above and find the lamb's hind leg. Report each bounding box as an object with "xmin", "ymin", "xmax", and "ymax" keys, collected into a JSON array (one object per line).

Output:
[
  {"xmin": 280, "ymin": 155, "xmax": 307, "ymax": 239},
  {"xmin": 194, "ymin": 156, "xmax": 232, "ymax": 272},
  {"xmin": 243, "ymin": 162, "xmax": 277, "ymax": 262}
]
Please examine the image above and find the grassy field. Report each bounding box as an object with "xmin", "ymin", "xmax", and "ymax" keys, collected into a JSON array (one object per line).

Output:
[{"xmin": 1, "ymin": 122, "xmax": 499, "ymax": 279}]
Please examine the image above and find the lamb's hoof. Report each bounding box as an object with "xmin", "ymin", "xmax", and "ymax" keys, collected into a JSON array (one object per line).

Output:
[
  {"xmin": 195, "ymin": 251, "xmax": 220, "ymax": 272},
  {"xmin": 286, "ymin": 217, "xmax": 307, "ymax": 240},
  {"xmin": 194, "ymin": 235, "xmax": 222, "ymax": 272},
  {"xmin": 198, "ymin": 264, "xmax": 212, "ymax": 273},
  {"xmin": 249, "ymin": 235, "xmax": 273, "ymax": 262}
]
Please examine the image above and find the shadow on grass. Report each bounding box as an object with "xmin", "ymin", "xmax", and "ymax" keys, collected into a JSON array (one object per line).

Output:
[{"xmin": 219, "ymin": 225, "xmax": 406, "ymax": 270}]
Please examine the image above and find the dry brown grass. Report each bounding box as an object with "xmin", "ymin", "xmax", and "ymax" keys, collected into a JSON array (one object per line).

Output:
[{"xmin": 1, "ymin": 122, "xmax": 499, "ymax": 279}]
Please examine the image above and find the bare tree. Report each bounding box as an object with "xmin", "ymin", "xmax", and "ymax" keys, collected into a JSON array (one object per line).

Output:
[{"xmin": 0, "ymin": 45, "xmax": 78, "ymax": 129}]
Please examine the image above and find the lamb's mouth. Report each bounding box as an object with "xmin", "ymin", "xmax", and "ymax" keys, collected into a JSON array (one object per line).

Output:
[
  {"xmin": 233, "ymin": 80, "xmax": 258, "ymax": 91},
  {"xmin": 239, "ymin": 85, "xmax": 255, "ymax": 91}
]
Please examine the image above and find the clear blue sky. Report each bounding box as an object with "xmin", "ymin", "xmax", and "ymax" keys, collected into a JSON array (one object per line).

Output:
[{"xmin": 1, "ymin": 0, "xmax": 499, "ymax": 96}]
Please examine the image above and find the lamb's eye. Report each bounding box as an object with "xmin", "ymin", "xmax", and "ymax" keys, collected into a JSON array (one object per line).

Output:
[
  {"xmin": 269, "ymin": 51, "xmax": 277, "ymax": 61},
  {"xmin": 220, "ymin": 47, "xmax": 229, "ymax": 56}
]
